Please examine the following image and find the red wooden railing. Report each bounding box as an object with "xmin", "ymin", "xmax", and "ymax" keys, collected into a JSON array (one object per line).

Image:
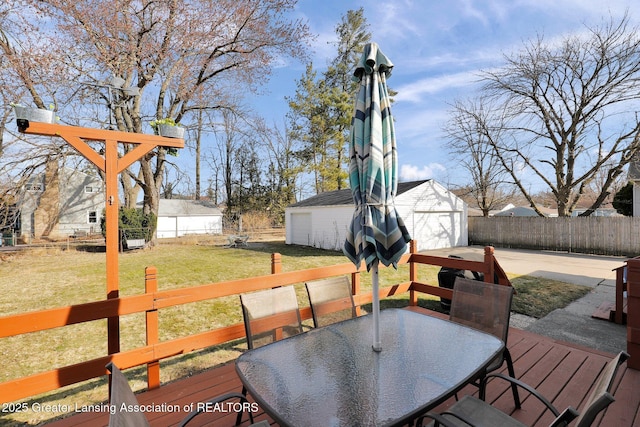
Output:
[
  {"xmin": 0, "ymin": 243, "xmax": 509, "ymax": 404},
  {"xmin": 625, "ymin": 258, "xmax": 640, "ymax": 370}
]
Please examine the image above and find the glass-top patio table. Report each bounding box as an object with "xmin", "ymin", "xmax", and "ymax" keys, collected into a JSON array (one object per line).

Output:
[{"xmin": 235, "ymin": 308, "xmax": 504, "ymax": 427}]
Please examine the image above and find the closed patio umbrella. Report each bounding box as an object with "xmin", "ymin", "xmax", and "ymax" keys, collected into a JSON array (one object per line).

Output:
[{"xmin": 344, "ymin": 42, "xmax": 411, "ymax": 351}]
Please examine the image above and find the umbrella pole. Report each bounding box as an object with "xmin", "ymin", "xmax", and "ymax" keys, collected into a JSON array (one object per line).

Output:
[{"xmin": 372, "ymin": 261, "xmax": 382, "ymax": 352}]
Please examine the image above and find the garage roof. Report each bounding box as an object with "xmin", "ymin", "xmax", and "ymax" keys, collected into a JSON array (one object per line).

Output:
[
  {"xmin": 288, "ymin": 180, "xmax": 429, "ymax": 208},
  {"xmin": 155, "ymin": 199, "xmax": 223, "ymax": 216}
]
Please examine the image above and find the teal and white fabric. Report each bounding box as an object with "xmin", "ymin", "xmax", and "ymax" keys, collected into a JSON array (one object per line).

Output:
[{"xmin": 344, "ymin": 42, "xmax": 411, "ymax": 271}]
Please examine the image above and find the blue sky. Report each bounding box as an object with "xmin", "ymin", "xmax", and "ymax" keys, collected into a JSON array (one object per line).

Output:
[{"xmin": 250, "ymin": 0, "xmax": 640, "ymax": 191}]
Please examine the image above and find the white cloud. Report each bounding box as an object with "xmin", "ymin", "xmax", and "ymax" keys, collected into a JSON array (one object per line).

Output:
[
  {"xmin": 400, "ymin": 163, "xmax": 447, "ymax": 181},
  {"xmin": 394, "ymin": 71, "xmax": 481, "ymax": 103}
]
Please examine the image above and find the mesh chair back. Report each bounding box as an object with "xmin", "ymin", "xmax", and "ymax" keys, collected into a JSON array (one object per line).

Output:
[
  {"xmin": 450, "ymin": 277, "xmax": 514, "ymax": 343},
  {"xmin": 574, "ymin": 351, "xmax": 629, "ymax": 427},
  {"xmin": 106, "ymin": 362, "xmax": 150, "ymax": 427},
  {"xmin": 450, "ymin": 277, "xmax": 515, "ymax": 374},
  {"xmin": 241, "ymin": 286, "xmax": 303, "ymax": 349},
  {"xmin": 306, "ymin": 276, "xmax": 356, "ymax": 327}
]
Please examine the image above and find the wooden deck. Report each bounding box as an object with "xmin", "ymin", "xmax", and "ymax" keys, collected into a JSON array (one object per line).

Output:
[{"xmin": 47, "ymin": 307, "xmax": 639, "ymax": 427}]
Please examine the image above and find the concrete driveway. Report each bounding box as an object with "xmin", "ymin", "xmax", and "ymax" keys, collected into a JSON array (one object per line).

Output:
[
  {"xmin": 423, "ymin": 246, "xmax": 625, "ymax": 287},
  {"xmin": 421, "ymin": 246, "xmax": 628, "ymax": 355}
]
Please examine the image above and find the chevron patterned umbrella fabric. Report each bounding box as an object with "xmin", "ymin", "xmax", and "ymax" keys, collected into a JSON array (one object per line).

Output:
[
  {"xmin": 344, "ymin": 42, "xmax": 411, "ymax": 272},
  {"xmin": 343, "ymin": 42, "xmax": 411, "ymax": 351}
]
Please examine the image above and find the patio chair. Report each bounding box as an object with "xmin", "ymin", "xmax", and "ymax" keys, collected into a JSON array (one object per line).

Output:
[
  {"xmin": 238, "ymin": 286, "xmax": 303, "ymax": 424},
  {"xmin": 449, "ymin": 277, "xmax": 521, "ymax": 407},
  {"xmin": 105, "ymin": 362, "xmax": 256, "ymax": 427},
  {"xmin": 305, "ymin": 276, "xmax": 357, "ymax": 327},
  {"xmin": 416, "ymin": 351, "xmax": 629, "ymax": 427},
  {"xmin": 240, "ymin": 285, "xmax": 303, "ymax": 350}
]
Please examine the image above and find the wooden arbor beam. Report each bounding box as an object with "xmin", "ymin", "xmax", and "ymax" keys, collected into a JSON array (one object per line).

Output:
[{"xmin": 19, "ymin": 121, "xmax": 184, "ymax": 355}]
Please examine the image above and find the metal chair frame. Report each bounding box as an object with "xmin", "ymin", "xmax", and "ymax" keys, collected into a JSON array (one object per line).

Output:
[
  {"xmin": 106, "ymin": 362, "xmax": 256, "ymax": 427},
  {"xmin": 417, "ymin": 351, "xmax": 629, "ymax": 427},
  {"xmin": 238, "ymin": 286, "xmax": 303, "ymax": 425},
  {"xmin": 305, "ymin": 276, "xmax": 357, "ymax": 328},
  {"xmin": 240, "ymin": 285, "xmax": 303, "ymax": 350},
  {"xmin": 449, "ymin": 277, "xmax": 521, "ymax": 407}
]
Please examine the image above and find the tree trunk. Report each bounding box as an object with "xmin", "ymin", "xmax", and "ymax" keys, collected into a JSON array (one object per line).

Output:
[{"xmin": 195, "ymin": 111, "xmax": 202, "ymax": 200}]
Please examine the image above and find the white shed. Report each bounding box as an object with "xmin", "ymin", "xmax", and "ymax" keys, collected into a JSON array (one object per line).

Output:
[
  {"xmin": 155, "ymin": 199, "xmax": 223, "ymax": 238},
  {"xmin": 285, "ymin": 180, "xmax": 468, "ymax": 252}
]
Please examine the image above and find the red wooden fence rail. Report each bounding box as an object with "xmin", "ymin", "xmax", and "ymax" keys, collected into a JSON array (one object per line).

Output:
[{"xmin": 0, "ymin": 244, "xmax": 507, "ymax": 404}]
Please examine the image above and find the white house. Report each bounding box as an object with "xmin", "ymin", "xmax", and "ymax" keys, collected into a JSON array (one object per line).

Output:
[
  {"xmin": 285, "ymin": 180, "xmax": 468, "ymax": 252},
  {"xmin": 155, "ymin": 199, "xmax": 223, "ymax": 238},
  {"xmin": 494, "ymin": 205, "xmax": 552, "ymax": 217},
  {"xmin": 18, "ymin": 163, "xmax": 104, "ymax": 240}
]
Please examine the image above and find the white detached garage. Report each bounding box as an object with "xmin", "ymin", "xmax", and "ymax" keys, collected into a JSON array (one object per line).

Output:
[
  {"xmin": 155, "ymin": 199, "xmax": 223, "ymax": 238},
  {"xmin": 285, "ymin": 180, "xmax": 468, "ymax": 252}
]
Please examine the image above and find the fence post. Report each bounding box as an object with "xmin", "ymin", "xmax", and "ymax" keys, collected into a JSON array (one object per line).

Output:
[
  {"xmin": 483, "ymin": 246, "xmax": 495, "ymax": 283},
  {"xmin": 271, "ymin": 253, "xmax": 281, "ymax": 274},
  {"xmin": 145, "ymin": 266, "xmax": 160, "ymax": 389},
  {"xmin": 409, "ymin": 240, "xmax": 418, "ymax": 306},
  {"xmin": 627, "ymin": 259, "xmax": 640, "ymax": 370},
  {"xmin": 350, "ymin": 270, "xmax": 361, "ymax": 315},
  {"xmin": 614, "ymin": 265, "xmax": 626, "ymax": 325}
]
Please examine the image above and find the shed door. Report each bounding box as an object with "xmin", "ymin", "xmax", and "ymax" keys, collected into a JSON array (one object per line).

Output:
[
  {"xmin": 290, "ymin": 212, "xmax": 312, "ymax": 245},
  {"xmin": 413, "ymin": 211, "xmax": 460, "ymax": 250}
]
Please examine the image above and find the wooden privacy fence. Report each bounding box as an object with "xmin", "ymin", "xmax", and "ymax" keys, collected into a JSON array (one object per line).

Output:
[
  {"xmin": 470, "ymin": 216, "xmax": 640, "ymax": 256},
  {"xmin": 0, "ymin": 243, "xmax": 508, "ymax": 404}
]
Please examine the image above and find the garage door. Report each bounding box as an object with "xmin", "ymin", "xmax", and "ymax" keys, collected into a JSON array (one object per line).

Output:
[
  {"xmin": 290, "ymin": 213, "xmax": 312, "ymax": 245},
  {"xmin": 412, "ymin": 211, "xmax": 461, "ymax": 250}
]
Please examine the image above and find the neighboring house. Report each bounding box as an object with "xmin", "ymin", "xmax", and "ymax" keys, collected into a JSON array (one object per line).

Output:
[
  {"xmin": 154, "ymin": 199, "xmax": 223, "ymax": 238},
  {"xmin": 19, "ymin": 162, "xmax": 104, "ymax": 240},
  {"xmin": 571, "ymin": 208, "xmax": 621, "ymax": 217},
  {"xmin": 493, "ymin": 206, "xmax": 555, "ymax": 217},
  {"xmin": 285, "ymin": 180, "xmax": 468, "ymax": 252}
]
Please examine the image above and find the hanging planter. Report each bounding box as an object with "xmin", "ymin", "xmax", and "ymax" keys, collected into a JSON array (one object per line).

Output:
[
  {"xmin": 157, "ymin": 123, "xmax": 185, "ymax": 139},
  {"xmin": 13, "ymin": 104, "xmax": 55, "ymax": 131},
  {"xmin": 150, "ymin": 118, "xmax": 185, "ymax": 139}
]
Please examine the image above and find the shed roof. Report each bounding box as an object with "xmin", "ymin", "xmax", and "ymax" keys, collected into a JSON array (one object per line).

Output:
[
  {"xmin": 156, "ymin": 199, "xmax": 222, "ymax": 216},
  {"xmin": 288, "ymin": 180, "xmax": 429, "ymax": 208}
]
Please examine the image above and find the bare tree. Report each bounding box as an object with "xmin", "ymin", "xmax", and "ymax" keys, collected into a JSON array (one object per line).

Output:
[
  {"xmin": 209, "ymin": 109, "xmax": 248, "ymax": 213},
  {"xmin": 2, "ymin": 1, "xmax": 312, "ymax": 230},
  {"xmin": 445, "ymin": 98, "xmax": 516, "ymax": 216},
  {"xmin": 254, "ymin": 118, "xmax": 300, "ymax": 220},
  {"xmin": 479, "ymin": 13, "xmax": 640, "ymax": 216}
]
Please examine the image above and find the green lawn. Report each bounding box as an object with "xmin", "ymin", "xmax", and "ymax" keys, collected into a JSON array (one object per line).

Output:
[{"xmin": 0, "ymin": 241, "xmax": 590, "ymax": 426}]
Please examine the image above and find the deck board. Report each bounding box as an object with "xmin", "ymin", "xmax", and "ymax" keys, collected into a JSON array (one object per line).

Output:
[{"xmin": 46, "ymin": 307, "xmax": 639, "ymax": 427}]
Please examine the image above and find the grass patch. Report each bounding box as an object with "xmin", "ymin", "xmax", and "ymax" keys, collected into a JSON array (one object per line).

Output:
[
  {"xmin": 364, "ymin": 275, "xmax": 590, "ymax": 319},
  {"xmin": 0, "ymin": 241, "xmax": 590, "ymax": 425},
  {"xmin": 510, "ymin": 275, "xmax": 591, "ymax": 318}
]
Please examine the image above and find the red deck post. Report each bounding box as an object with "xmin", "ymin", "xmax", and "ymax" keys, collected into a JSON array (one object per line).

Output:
[
  {"xmin": 18, "ymin": 122, "xmax": 183, "ymax": 358},
  {"xmin": 614, "ymin": 265, "xmax": 626, "ymax": 324},
  {"xmin": 484, "ymin": 246, "xmax": 495, "ymax": 283},
  {"xmin": 145, "ymin": 266, "xmax": 160, "ymax": 388},
  {"xmin": 409, "ymin": 240, "xmax": 418, "ymax": 306},
  {"xmin": 271, "ymin": 253, "xmax": 282, "ymax": 274},
  {"xmin": 352, "ymin": 271, "xmax": 362, "ymax": 316},
  {"xmin": 626, "ymin": 258, "xmax": 640, "ymax": 370}
]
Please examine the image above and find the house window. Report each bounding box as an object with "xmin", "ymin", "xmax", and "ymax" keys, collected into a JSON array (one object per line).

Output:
[
  {"xmin": 26, "ymin": 183, "xmax": 43, "ymax": 192},
  {"xmin": 88, "ymin": 211, "xmax": 98, "ymax": 224}
]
